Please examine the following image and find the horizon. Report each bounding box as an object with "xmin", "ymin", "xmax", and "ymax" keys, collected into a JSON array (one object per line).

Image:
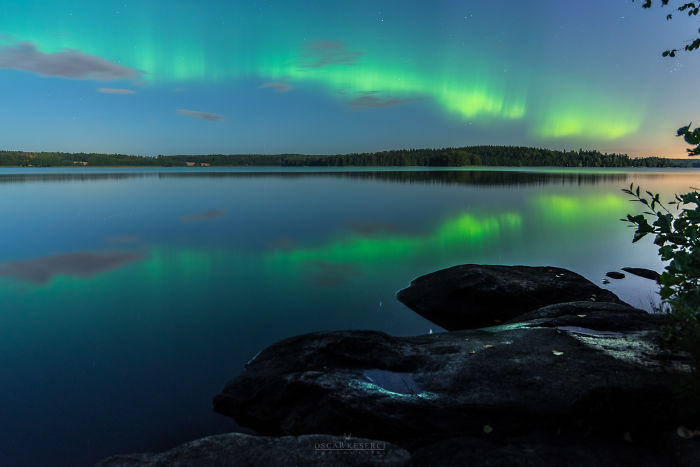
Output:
[
  {"xmin": 1, "ymin": 2, "xmax": 699, "ymax": 157},
  {"xmin": 0, "ymin": 145, "xmax": 686, "ymax": 160}
]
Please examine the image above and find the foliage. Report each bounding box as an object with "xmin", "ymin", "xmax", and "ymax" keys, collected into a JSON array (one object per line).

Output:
[
  {"xmin": 622, "ymin": 184, "xmax": 700, "ymax": 346},
  {"xmin": 678, "ymin": 124, "xmax": 700, "ymax": 156},
  {"xmin": 626, "ymin": 3, "xmax": 700, "ymax": 345},
  {"xmin": 637, "ymin": 0, "xmax": 700, "ymax": 56}
]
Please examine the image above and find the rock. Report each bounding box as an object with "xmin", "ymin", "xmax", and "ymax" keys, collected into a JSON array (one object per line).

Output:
[
  {"xmin": 396, "ymin": 265, "xmax": 626, "ymax": 330},
  {"xmin": 605, "ymin": 271, "xmax": 625, "ymax": 279},
  {"xmin": 506, "ymin": 301, "xmax": 665, "ymax": 332},
  {"xmin": 96, "ymin": 433, "xmax": 410, "ymax": 467},
  {"xmin": 213, "ymin": 324, "xmax": 688, "ymax": 447},
  {"xmin": 410, "ymin": 432, "xmax": 700, "ymax": 467},
  {"xmin": 602, "ymin": 278, "xmax": 611, "ymax": 284},
  {"xmin": 622, "ymin": 267, "xmax": 661, "ymax": 283}
]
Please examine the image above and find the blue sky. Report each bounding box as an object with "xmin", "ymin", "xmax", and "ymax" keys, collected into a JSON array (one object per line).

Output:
[{"xmin": 0, "ymin": 1, "xmax": 698, "ymax": 157}]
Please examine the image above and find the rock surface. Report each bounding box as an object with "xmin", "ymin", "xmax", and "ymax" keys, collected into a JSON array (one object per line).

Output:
[
  {"xmin": 396, "ymin": 265, "xmax": 625, "ymax": 330},
  {"xmin": 506, "ymin": 301, "xmax": 664, "ymax": 332},
  {"xmin": 96, "ymin": 433, "xmax": 410, "ymax": 467},
  {"xmin": 410, "ymin": 432, "xmax": 700, "ymax": 467},
  {"xmin": 622, "ymin": 267, "xmax": 662, "ymax": 283},
  {"xmin": 213, "ymin": 306, "xmax": 687, "ymax": 446}
]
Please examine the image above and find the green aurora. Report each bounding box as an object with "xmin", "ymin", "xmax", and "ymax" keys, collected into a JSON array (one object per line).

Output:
[{"xmin": 0, "ymin": 0, "xmax": 676, "ymax": 153}]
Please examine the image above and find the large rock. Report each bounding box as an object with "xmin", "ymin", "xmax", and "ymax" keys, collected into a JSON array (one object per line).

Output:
[
  {"xmin": 96, "ymin": 433, "xmax": 410, "ymax": 467},
  {"xmin": 396, "ymin": 265, "xmax": 626, "ymax": 330},
  {"xmin": 213, "ymin": 310, "xmax": 688, "ymax": 447}
]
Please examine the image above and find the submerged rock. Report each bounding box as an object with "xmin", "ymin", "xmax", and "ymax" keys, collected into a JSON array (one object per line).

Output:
[
  {"xmin": 213, "ymin": 320, "xmax": 687, "ymax": 446},
  {"xmin": 605, "ymin": 271, "xmax": 625, "ymax": 279},
  {"xmin": 622, "ymin": 267, "xmax": 662, "ymax": 283},
  {"xmin": 96, "ymin": 433, "xmax": 410, "ymax": 467},
  {"xmin": 396, "ymin": 265, "xmax": 625, "ymax": 330}
]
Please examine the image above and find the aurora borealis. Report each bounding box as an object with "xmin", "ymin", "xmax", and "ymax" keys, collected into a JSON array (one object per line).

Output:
[{"xmin": 1, "ymin": 1, "xmax": 699, "ymax": 156}]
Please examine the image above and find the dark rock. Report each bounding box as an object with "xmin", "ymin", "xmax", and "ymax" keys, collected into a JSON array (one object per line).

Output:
[
  {"xmin": 410, "ymin": 432, "xmax": 699, "ymax": 467},
  {"xmin": 622, "ymin": 267, "xmax": 662, "ymax": 283},
  {"xmin": 605, "ymin": 271, "xmax": 625, "ymax": 279},
  {"xmin": 213, "ymin": 324, "xmax": 688, "ymax": 447},
  {"xmin": 396, "ymin": 265, "xmax": 626, "ymax": 330},
  {"xmin": 96, "ymin": 433, "xmax": 410, "ymax": 467},
  {"xmin": 506, "ymin": 301, "xmax": 665, "ymax": 332},
  {"xmin": 602, "ymin": 278, "xmax": 611, "ymax": 284}
]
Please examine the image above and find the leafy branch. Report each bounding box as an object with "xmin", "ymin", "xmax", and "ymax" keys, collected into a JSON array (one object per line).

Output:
[
  {"xmin": 622, "ymin": 185, "xmax": 700, "ymax": 320},
  {"xmin": 639, "ymin": 0, "xmax": 700, "ymax": 56}
]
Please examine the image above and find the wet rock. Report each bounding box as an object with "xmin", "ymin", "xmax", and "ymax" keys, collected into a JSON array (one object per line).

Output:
[
  {"xmin": 622, "ymin": 267, "xmax": 661, "ymax": 283},
  {"xmin": 96, "ymin": 433, "xmax": 410, "ymax": 467},
  {"xmin": 605, "ymin": 271, "xmax": 625, "ymax": 279},
  {"xmin": 396, "ymin": 265, "xmax": 626, "ymax": 330},
  {"xmin": 213, "ymin": 325, "xmax": 687, "ymax": 446}
]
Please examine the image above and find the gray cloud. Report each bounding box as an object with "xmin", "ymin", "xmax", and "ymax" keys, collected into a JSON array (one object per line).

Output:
[
  {"xmin": 259, "ymin": 81, "xmax": 293, "ymax": 93},
  {"xmin": 347, "ymin": 93, "xmax": 415, "ymax": 109},
  {"xmin": 302, "ymin": 41, "xmax": 363, "ymax": 68},
  {"xmin": 98, "ymin": 88, "xmax": 136, "ymax": 94},
  {"xmin": 177, "ymin": 109, "xmax": 224, "ymax": 121},
  {"xmin": 0, "ymin": 40, "xmax": 143, "ymax": 80},
  {"xmin": 180, "ymin": 209, "xmax": 226, "ymax": 223},
  {"xmin": 0, "ymin": 250, "xmax": 146, "ymax": 284}
]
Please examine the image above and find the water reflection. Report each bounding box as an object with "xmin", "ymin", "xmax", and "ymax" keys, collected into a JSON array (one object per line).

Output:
[
  {"xmin": 0, "ymin": 167, "xmax": 697, "ymax": 467},
  {"xmin": 0, "ymin": 168, "xmax": 639, "ymax": 187},
  {"xmin": 265, "ymin": 212, "xmax": 522, "ymax": 268},
  {"xmin": 0, "ymin": 250, "xmax": 146, "ymax": 284},
  {"xmin": 535, "ymin": 193, "xmax": 627, "ymax": 223}
]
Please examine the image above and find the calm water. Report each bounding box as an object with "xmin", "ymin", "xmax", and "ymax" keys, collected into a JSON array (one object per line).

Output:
[{"xmin": 0, "ymin": 166, "xmax": 697, "ymax": 466}]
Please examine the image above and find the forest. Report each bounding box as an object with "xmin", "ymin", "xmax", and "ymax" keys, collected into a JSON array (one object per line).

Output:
[{"xmin": 0, "ymin": 146, "xmax": 697, "ymax": 168}]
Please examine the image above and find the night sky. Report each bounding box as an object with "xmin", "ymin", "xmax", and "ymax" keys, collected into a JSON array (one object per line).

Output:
[{"xmin": 0, "ymin": 1, "xmax": 698, "ymax": 157}]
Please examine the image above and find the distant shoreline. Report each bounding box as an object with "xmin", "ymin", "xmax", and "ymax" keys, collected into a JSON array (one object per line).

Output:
[
  {"xmin": 1, "ymin": 145, "xmax": 697, "ymax": 168},
  {"xmin": 1, "ymin": 165, "xmax": 698, "ymax": 170}
]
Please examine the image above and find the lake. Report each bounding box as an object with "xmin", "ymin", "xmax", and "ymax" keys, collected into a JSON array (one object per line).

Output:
[{"xmin": 0, "ymin": 166, "xmax": 696, "ymax": 466}]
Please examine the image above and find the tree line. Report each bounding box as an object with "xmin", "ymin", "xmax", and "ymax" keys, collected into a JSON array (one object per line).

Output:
[{"xmin": 1, "ymin": 146, "xmax": 697, "ymax": 168}]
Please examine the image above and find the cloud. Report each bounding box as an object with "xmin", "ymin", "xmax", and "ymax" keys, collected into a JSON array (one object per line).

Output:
[
  {"xmin": 98, "ymin": 88, "xmax": 135, "ymax": 94},
  {"xmin": 259, "ymin": 81, "xmax": 293, "ymax": 93},
  {"xmin": 302, "ymin": 41, "xmax": 363, "ymax": 68},
  {"xmin": 177, "ymin": 109, "xmax": 224, "ymax": 121},
  {"xmin": 0, "ymin": 40, "xmax": 143, "ymax": 81},
  {"xmin": 347, "ymin": 92, "xmax": 415, "ymax": 109},
  {"xmin": 180, "ymin": 209, "xmax": 226, "ymax": 223},
  {"xmin": 0, "ymin": 250, "xmax": 146, "ymax": 284}
]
